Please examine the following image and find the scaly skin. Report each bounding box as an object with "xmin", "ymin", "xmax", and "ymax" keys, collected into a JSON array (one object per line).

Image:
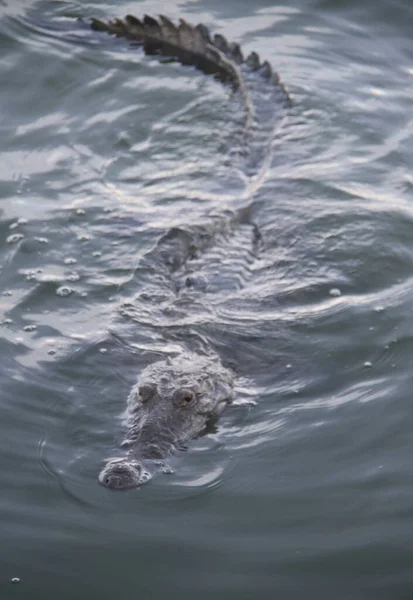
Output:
[{"xmin": 99, "ymin": 353, "xmax": 234, "ymax": 490}]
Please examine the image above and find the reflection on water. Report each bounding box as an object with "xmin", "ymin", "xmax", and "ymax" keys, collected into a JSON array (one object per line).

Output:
[{"xmin": 1, "ymin": 0, "xmax": 413, "ymax": 597}]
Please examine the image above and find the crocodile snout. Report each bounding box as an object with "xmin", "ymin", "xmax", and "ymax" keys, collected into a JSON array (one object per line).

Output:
[{"xmin": 99, "ymin": 459, "xmax": 147, "ymax": 490}]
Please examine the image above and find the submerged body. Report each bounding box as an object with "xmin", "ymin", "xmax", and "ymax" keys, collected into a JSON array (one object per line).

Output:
[{"xmin": 99, "ymin": 353, "xmax": 235, "ymax": 489}]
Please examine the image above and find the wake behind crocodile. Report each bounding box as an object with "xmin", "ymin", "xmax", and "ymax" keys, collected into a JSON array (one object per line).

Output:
[{"xmin": 87, "ymin": 14, "xmax": 290, "ymax": 490}]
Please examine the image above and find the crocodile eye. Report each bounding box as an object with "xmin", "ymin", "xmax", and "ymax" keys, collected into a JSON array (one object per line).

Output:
[
  {"xmin": 138, "ymin": 383, "xmax": 157, "ymax": 403},
  {"xmin": 174, "ymin": 388, "xmax": 196, "ymax": 407}
]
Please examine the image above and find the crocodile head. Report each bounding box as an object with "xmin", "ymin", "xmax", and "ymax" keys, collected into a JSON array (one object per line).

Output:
[{"xmin": 99, "ymin": 353, "xmax": 234, "ymax": 490}]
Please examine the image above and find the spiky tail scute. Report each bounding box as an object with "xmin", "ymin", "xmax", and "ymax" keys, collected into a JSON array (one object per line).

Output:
[{"xmin": 90, "ymin": 14, "xmax": 290, "ymax": 138}]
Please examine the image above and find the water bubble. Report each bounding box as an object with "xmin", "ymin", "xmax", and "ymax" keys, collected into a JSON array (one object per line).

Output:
[
  {"xmin": 10, "ymin": 577, "xmax": 20, "ymax": 584},
  {"xmin": 34, "ymin": 237, "xmax": 49, "ymax": 244},
  {"xmin": 76, "ymin": 208, "xmax": 85, "ymax": 216},
  {"xmin": 140, "ymin": 472, "xmax": 151, "ymax": 484},
  {"xmin": 67, "ymin": 273, "xmax": 80, "ymax": 282},
  {"xmin": 92, "ymin": 251, "xmax": 102, "ymax": 258},
  {"xmin": 329, "ymin": 288, "xmax": 341, "ymax": 297},
  {"xmin": 161, "ymin": 464, "xmax": 174, "ymax": 475},
  {"xmin": 64, "ymin": 257, "xmax": 77, "ymax": 265},
  {"xmin": 23, "ymin": 325, "xmax": 37, "ymax": 332},
  {"xmin": 99, "ymin": 348, "xmax": 107, "ymax": 354},
  {"xmin": 7, "ymin": 233, "xmax": 24, "ymax": 244},
  {"xmin": 56, "ymin": 286, "xmax": 73, "ymax": 297},
  {"xmin": 10, "ymin": 218, "xmax": 28, "ymax": 230},
  {"xmin": 48, "ymin": 349, "xmax": 56, "ymax": 355},
  {"xmin": 364, "ymin": 361, "xmax": 373, "ymax": 368}
]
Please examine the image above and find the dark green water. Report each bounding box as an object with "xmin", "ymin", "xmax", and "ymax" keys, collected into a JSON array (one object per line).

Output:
[{"xmin": 1, "ymin": 0, "xmax": 413, "ymax": 598}]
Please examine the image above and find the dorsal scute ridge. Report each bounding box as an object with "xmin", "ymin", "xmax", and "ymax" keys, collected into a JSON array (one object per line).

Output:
[
  {"xmin": 213, "ymin": 33, "xmax": 229, "ymax": 54},
  {"xmin": 89, "ymin": 14, "xmax": 289, "ymax": 101},
  {"xmin": 158, "ymin": 15, "xmax": 179, "ymax": 46},
  {"xmin": 143, "ymin": 15, "xmax": 158, "ymax": 28},
  {"xmin": 196, "ymin": 23, "xmax": 211, "ymax": 45}
]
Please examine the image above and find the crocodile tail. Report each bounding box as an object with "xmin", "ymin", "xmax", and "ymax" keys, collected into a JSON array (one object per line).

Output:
[
  {"xmin": 91, "ymin": 16, "xmax": 239, "ymax": 82},
  {"xmin": 90, "ymin": 15, "xmax": 290, "ymax": 176}
]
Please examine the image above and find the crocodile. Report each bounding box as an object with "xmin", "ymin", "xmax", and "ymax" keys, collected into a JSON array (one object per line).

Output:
[{"xmin": 90, "ymin": 14, "xmax": 289, "ymax": 489}]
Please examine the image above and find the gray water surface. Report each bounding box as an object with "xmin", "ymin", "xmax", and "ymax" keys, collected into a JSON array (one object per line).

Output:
[{"xmin": 1, "ymin": 0, "xmax": 413, "ymax": 598}]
